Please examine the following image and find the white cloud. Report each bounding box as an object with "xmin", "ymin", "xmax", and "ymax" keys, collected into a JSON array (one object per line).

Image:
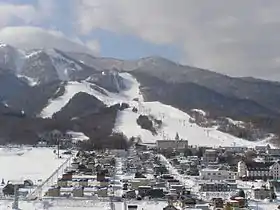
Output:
[
  {"xmin": 0, "ymin": 3, "xmax": 37, "ymax": 27},
  {"xmin": 74, "ymin": 0, "xmax": 280, "ymax": 81},
  {"xmin": 86, "ymin": 40, "xmax": 100, "ymax": 55},
  {"xmin": 0, "ymin": 26, "xmax": 99, "ymax": 55}
]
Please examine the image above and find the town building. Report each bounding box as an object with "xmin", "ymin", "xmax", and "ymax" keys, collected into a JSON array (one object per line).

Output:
[
  {"xmin": 199, "ymin": 181, "xmax": 237, "ymax": 192},
  {"xmin": 237, "ymin": 160, "xmax": 280, "ymax": 180},
  {"xmin": 255, "ymin": 145, "xmax": 270, "ymax": 154},
  {"xmin": 156, "ymin": 140, "xmax": 188, "ymax": 151},
  {"xmin": 266, "ymin": 148, "xmax": 280, "ymax": 156},
  {"xmin": 202, "ymin": 149, "xmax": 218, "ymax": 164},
  {"xmin": 222, "ymin": 146, "xmax": 248, "ymax": 153},
  {"xmin": 252, "ymin": 187, "xmax": 273, "ymax": 200},
  {"xmin": 199, "ymin": 167, "xmax": 237, "ymax": 180}
]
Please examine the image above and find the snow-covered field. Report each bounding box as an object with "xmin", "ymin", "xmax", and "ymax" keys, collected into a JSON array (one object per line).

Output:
[{"xmin": 0, "ymin": 147, "xmax": 65, "ymax": 183}]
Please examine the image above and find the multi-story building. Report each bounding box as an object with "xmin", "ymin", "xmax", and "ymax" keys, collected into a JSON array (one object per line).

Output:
[
  {"xmin": 238, "ymin": 160, "xmax": 280, "ymax": 180},
  {"xmin": 199, "ymin": 167, "xmax": 237, "ymax": 180}
]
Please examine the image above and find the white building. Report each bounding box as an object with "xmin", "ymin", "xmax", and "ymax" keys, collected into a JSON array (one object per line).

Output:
[
  {"xmin": 199, "ymin": 167, "xmax": 237, "ymax": 180},
  {"xmin": 156, "ymin": 140, "xmax": 188, "ymax": 151},
  {"xmin": 238, "ymin": 160, "xmax": 280, "ymax": 180}
]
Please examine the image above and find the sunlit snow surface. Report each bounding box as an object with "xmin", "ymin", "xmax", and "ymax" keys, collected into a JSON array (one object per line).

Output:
[
  {"xmin": 40, "ymin": 71, "xmax": 273, "ymax": 147},
  {"xmin": 0, "ymin": 147, "xmax": 64, "ymax": 183}
]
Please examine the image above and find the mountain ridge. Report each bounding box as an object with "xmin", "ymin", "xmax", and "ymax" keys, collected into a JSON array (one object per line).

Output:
[{"xmin": 0, "ymin": 43, "xmax": 279, "ymax": 147}]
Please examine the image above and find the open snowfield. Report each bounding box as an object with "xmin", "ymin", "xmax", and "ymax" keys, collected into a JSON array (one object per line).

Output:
[{"xmin": 0, "ymin": 147, "xmax": 65, "ymax": 183}]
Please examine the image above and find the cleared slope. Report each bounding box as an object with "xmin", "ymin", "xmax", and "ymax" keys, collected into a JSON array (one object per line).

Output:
[
  {"xmin": 40, "ymin": 71, "xmax": 271, "ymax": 147},
  {"xmin": 40, "ymin": 73, "xmax": 143, "ymax": 118},
  {"xmin": 114, "ymin": 101, "xmax": 267, "ymax": 147}
]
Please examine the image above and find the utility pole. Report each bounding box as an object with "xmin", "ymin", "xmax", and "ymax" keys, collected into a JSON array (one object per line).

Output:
[{"xmin": 12, "ymin": 185, "xmax": 19, "ymax": 209}]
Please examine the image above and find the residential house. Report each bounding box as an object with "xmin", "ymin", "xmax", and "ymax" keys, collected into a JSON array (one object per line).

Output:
[{"xmin": 238, "ymin": 160, "xmax": 280, "ymax": 180}]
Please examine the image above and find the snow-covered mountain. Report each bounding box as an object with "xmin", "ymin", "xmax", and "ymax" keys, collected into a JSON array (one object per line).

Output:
[
  {"xmin": 0, "ymin": 43, "xmax": 278, "ymax": 148},
  {"xmin": 38, "ymin": 70, "xmax": 272, "ymax": 147}
]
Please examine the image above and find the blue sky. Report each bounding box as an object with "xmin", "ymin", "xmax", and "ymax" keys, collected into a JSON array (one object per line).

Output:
[
  {"xmin": 83, "ymin": 29, "xmax": 181, "ymax": 60},
  {"xmin": 0, "ymin": 0, "xmax": 181, "ymax": 61}
]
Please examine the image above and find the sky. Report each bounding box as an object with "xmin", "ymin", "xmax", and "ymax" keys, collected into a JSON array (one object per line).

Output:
[{"xmin": 0, "ymin": 0, "xmax": 280, "ymax": 81}]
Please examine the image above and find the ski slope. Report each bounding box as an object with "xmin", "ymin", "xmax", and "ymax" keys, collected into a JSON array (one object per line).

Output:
[
  {"xmin": 40, "ymin": 72, "xmax": 143, "ymax": 118},
  {"xmin": 40, "ymin": 71, "xmax": 272, "ymax": 147},
  {"xmin": 114, "ymin": 101, "xmax": 266, "ymax": 147}
]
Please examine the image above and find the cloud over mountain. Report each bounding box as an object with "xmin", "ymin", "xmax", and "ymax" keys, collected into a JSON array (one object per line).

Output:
[
  {"xmin": 0, "ymin": 26, "xmax": 99, "ymax": 55},
  {"xmin": 75, "ymin": 0, "xmax": 280, "ymax": 80}
]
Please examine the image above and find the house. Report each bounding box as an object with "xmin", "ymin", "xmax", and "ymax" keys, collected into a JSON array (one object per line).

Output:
[
  {"xmin": 202, "ymin": 149, "xmax": 218, "ymax": 164},
  {"xmin": 237, "ymin": 160, "xmax": 280, "ymax": 180},
  {"xmin": 199, "ymin": 167, "xmax": 237, "ymax": 180},
  {"xmin": 156, "ymin": 140, "xmax": 188, "ymax": 151}
]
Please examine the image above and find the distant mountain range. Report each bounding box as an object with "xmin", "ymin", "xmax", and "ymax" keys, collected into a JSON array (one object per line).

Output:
[{"xmin": 0, "ymin": 43, "xmax": 279, "ymax": 146}]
